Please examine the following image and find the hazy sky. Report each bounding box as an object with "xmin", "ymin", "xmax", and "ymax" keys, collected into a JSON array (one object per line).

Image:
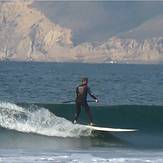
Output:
[{"xmin": 34, "ymin": 1, "xmax": 163, "ymax": 44}]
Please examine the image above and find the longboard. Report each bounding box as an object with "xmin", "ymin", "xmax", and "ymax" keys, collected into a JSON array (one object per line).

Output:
[{"xmin": 83, "ymin": 125, "xmax": 137, "ymax": 132}]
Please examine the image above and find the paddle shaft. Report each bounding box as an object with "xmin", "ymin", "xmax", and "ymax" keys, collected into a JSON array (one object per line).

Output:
[{"xmin": 62, "ymin": 100, "xmax": 96, "ymax": 104}]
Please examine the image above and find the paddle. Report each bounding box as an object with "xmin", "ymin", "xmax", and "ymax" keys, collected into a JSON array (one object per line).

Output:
[{"xmin": 62, "ymin": 100, "xmax": 97, "ymax": 104}]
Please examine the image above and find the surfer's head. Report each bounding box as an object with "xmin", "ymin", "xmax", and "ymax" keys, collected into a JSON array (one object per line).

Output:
[{"xmin": 82, "ymin": 77, "xmax": 88, "ymax": 85}]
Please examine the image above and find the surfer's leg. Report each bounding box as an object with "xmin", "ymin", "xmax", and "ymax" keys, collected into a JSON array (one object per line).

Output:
[
  {"xmin": 73, "ymin": 102, "xmax": 81, "ymax": 123},
  {"xmin": 84, "ymin": 103, "xmax": 93, "ymax": 124}
]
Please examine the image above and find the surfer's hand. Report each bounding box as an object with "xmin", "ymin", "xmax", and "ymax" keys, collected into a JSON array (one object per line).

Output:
[{"xmin": 95, "ymin": 99, "xmax": 99, "ymax": 103}]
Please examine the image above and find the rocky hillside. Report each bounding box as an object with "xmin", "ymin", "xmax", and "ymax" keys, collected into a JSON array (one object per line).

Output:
[
  {"xmin": 0, "ymin": 0, "xmax": 72, "ymax": 61},
  {"xmin": 0, "ymin": 1, "xmax": 163, "ymax": 63},
  {"xmin": 121, "ymin": 14, "xmax": 163, "ymax": 40},
  {"xmin": 75, "ymin": 37, "xmax": 163, "ymax": 64}
]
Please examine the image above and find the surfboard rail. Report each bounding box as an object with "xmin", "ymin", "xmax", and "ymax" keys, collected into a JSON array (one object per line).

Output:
[{"xmin": 83, "ymin": 125, "xmax": 137, "ymax": 132}]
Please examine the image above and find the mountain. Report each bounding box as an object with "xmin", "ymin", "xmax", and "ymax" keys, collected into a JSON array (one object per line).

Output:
[
  {"xmin": 74, "ymin": 37, "xmax": 163, "ymax": 64},
  {"xmin": 0, "ymin": 1, "xmax": 163, "ymax": 64},
  {"xmin": 0, "ymin": 0, "xmax": 73, "ymax": 61},
  {"xmin": 121, "ymin": 14, "xmax": 163, "ymax": 40}
]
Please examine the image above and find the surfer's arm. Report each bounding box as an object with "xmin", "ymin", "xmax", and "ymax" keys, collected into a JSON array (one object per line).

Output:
[
  {"xmin": 76, "ymin": 87, "xmax": 79, "ymax": 98},
  {"xmin": 88, "ymin": 87, "xmax": 98, "ymax": 101}
]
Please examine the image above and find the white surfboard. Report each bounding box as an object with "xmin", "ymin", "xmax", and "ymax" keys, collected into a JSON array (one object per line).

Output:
[{"xmin": 83, "ymin": 125, "xmax": 137, "ymax": 132}]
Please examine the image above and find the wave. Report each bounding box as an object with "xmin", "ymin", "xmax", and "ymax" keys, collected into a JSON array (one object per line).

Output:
[
  {"xmin": 2, "ymin": 102, "xmax": 163, "ymax": 135},
  {"xmin": 0, "ymin": 102, "xmax": 92, "ymax": 138},
  {"xmin": 1, "ymin": 102, "xmax": 163, "ymax": 148},
  {"xmin": 27, "ymin": 103, "xmax": 163, "ymax": 133}
]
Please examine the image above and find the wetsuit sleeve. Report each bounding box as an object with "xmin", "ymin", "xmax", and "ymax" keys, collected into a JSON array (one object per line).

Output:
[
  {"xmin": 76, "ymin": 87, "xmax": 79, "ymax": 98},
  {"xmin": 87, "ymin": 87, "xmax": 97, "ymax": 100}
]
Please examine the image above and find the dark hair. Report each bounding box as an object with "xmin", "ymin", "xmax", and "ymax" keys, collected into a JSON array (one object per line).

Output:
[{"xmin": 82, "ymin": 77, "xmax": 88, "ymax": 82}]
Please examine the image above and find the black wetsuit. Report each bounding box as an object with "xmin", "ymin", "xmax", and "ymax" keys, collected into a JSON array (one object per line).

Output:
[{"xmin": 73, "ymin": 84, "xmax": 97, "ymax": 123}]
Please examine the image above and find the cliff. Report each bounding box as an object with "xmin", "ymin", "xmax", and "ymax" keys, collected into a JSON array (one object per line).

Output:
[
  {"xmin": 0, "ymin": 1, "xmax": 163, "ymax": 64},
  {"xmin": 0, "ymin": 0, "xmax": 73, "ymax": 61}
]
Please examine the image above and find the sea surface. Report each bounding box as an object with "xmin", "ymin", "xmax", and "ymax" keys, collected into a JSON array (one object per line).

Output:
[{"xmin": 0, "ymin": 61, "xmax": 163, "ymax": 162}]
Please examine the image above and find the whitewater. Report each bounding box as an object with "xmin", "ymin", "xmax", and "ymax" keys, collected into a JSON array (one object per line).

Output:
[{"xmin": 0, "ymin": 102, "xmax": 93, "ymax": 138}]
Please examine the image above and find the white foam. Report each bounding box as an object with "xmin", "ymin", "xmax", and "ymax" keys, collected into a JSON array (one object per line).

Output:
[
  {"xmin": 1, "ymin": 155, "xmax": 162, "ymax": 163},
  {"xmin": 0, "ymin": 148, "xmax": 163, "ymax": 163},
  {"xmin": 0, "ymin": 102, "xmax": 92, "ymax": 137}
]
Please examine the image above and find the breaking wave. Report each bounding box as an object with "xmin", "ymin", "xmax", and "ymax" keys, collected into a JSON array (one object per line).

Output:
[{"xmin": 0, "ymin": 102, "xmax": 92, "ymax": 138}]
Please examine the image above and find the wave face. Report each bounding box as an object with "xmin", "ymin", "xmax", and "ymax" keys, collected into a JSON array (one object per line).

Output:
[
  {"xmin": 1, "ymin": 102, "xmax": 163, "ymax": 148},
  {"xmin": 33, "ymin": 103, "xmax": 163, "ymax": 133},
  {"xmin": 30, "ymin": 103, "xmax": 163, "ymax": 148}
]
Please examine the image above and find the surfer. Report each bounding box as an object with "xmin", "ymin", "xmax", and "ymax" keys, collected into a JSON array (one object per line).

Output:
[{"xmin": 72, "ymin": 77, "xmax": 99, "ymax": 126}]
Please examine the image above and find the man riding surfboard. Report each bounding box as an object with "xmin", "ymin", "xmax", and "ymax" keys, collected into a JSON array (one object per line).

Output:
[{"xmin": 72, "ymin": 77, "xmax": 99, "ymax": 126}]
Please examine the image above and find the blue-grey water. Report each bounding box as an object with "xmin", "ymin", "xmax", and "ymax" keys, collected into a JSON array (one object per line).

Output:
[
  {"xmin": 0, "ymin": 62, "xmax": 163, "ymax": 105},
  {"xmin": 0, "ymin": 61, "xmax": 163, "ymax": 162}
]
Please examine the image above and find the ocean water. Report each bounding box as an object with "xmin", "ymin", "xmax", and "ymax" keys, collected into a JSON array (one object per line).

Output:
[{"xmin": 0, "ymin": 61, "xmax": 163, "ymax": 162}]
